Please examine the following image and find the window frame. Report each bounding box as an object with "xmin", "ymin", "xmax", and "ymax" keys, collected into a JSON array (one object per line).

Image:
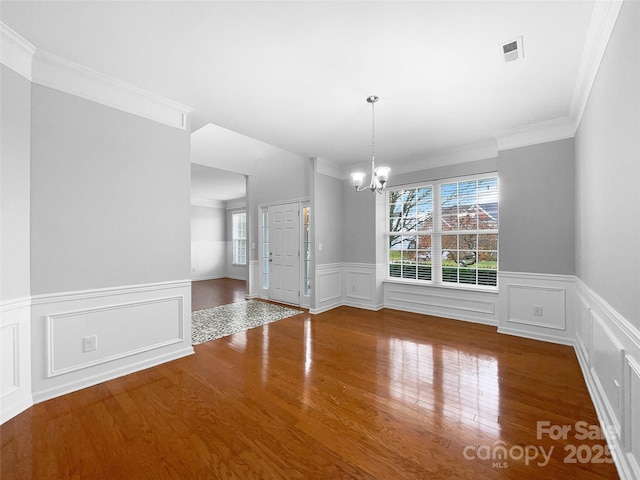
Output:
[
  {"xmin": 232, "ymin": 211, "xmax": 247, "ymax": 266},
  {"xmin": 386, "ymin": 173, "xmax": 499, "ymax": 290}
]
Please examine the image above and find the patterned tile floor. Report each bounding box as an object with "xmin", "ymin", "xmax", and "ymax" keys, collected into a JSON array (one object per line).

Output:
[{"xmin": 191, "ymin": 300, "xmax": 302, "ymax": 345}]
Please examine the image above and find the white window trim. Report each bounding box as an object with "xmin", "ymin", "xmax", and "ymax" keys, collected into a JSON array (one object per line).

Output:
[
  {"xmin": 232, "ymin": 210, "xmax": 247, "ymax": 266},
  {"xmin": 386, "ymin": 172, "xmax": 499, "ymax": 290}
]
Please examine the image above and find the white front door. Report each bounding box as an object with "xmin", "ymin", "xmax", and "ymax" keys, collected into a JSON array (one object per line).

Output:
[{"xmin": 268, "ymin": 203, "xmax": 300, "ymax": 306}]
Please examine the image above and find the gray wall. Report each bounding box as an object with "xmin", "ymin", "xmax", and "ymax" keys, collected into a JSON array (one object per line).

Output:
[
  {"xmin": 191, "ymin": 205, "xmax": 226, "ymax": 280},
  {"xmin": 498, "ymin": 139, "xmax": 575, "ymax": 275},
  {"xmin": 342, "ymin": 180, "xmax": 376, "ymax": 264},
  {"xmin": 370, "ymin": 143, "xmax": 575, "ymax": 277},
  {"xmin": 0, "ymin": 66, "xmax": 31, "ymax": 301},
  {"xmin": 314, "ymin": 172, "xmax": 344, "ymax": 265},
  {"xmin": 246, "ymin": 152, "xmax": 310, "ymax": 263},
  {"xmin": 575, "ymin": 0, "xmax": 640, "ymax": 326},
  {"xmin": 30, "ymin": 85, "xmax": 191, "ymax": 294},
  {"xmin": 388, "ymin": 158, "xmax": 498, "ymax": 189}
]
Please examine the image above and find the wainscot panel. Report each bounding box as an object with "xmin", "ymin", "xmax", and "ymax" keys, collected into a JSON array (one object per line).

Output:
[
  {"xmin": 624, "ymin": 355, "xmax": 640, "ymax": 478},
  {"xmin": 383, "ymin": 280, "xmax": 498, "ymax": 326},
  {"xmin": 590, "ymin": 310, "xmax": 625, "ymax": 436},
  {"xmin": 498, "ymin": 272, "xmax": 575, "ymax": 345},
  {"xmin": 30, "ymin": 280, "xmax": 193, "ymax": 403},
  {"xmin": 0, "ymin": 298, "xmax": 33, "ymax": 424},
  {"xmin": 575, "ymin": 278, "xmax": 640, "ymax": 480},
  {"xmin": 313, "ymin": 263, "xmax": 343, "ymax": 314},
  {"xmin": 344, "ymin": 263, "xmax": 383, "ymax": 311}
]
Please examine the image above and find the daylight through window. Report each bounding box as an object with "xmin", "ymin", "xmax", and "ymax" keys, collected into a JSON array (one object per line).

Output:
[
  {"xmin": 232, "ymin": 211, "xmax": 247, "ymax": 265},
  {"xmin": 388, "ymin": 175, "xmax": 498, "ymax": 287}
]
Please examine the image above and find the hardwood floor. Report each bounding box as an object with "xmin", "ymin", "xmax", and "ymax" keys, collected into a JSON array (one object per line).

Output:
[
  {"xmin": 1, "ymin": 306, "xmax": 618, "ymax": 479},
  {"xmin": 192, "ymin": 277, "xmax": 247, "ymax": 311}
]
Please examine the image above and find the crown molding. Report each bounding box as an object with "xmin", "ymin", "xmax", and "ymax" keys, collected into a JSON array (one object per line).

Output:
[
  {"xmin": 191, "ymin": 197, "xmax": 225, "ymax": 208},
  {"xmin": 32, "ymin": 50, "xmax": 192, "ymax": 130},
  {"xmin": 225, "ymin": 198, "xmax": 247, "ymax": 210},
  {"xmin": 495, "ymin": 116, "xmax": 577, "ymax": 151},
  {"xmin": 0, "ymin": 22, "xmax": 36, "ymax": 80},
  {"xmin": 1, "ymin": 22, "xmax": 192, "ymax": 130},
  {"xmin": 315, "ymin": 157, "xmax": 345, "ymax": 180},
  {"xmin": 569, "ymin": 0, "xmax": 624, "ymax": 129},
  {"xmin": 392, "ymin": 139, "xmax": 499, "ymax": 176}
]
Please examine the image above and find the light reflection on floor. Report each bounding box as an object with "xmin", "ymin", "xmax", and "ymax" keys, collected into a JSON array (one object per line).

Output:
[{"xmin": 387, "ymin": 336, "xmax": 501, "ymax": 437}]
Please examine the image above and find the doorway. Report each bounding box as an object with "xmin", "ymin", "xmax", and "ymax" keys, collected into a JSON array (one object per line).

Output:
[{"xmin": 267, "ymin": 202, "xmax": 301, "ymax": 305}]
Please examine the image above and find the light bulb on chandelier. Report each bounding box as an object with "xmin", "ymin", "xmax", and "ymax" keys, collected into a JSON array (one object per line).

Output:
[{"xmin": 350, "ymin": 95, "xmax": 390, "ymax": 193}]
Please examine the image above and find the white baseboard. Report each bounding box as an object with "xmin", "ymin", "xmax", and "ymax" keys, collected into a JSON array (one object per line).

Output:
[
  {"xmin": 498, "ymin": 325, "xmax": 576, "ymax": 346},
  {"xmin": 224, "ymin": 274, "xmax": 247, "ymax": 281},
  {"xmin": 33, "ymin": 346, "xmax": 193, "ymax": 404},
  {"xmin": 191, "ymin": 274, "xmax": 225, "ymax": 282}
]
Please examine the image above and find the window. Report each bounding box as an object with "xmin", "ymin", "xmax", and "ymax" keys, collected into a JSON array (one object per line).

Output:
[
  {"xmin": 232, "ymin": 211, "xmax": 247, "ymax": 265},
  {"xmin": 261, "ymin": 210, "xmax": 268, "ymax": 289},
  {"xmin": 388, "ymin": 175, "xmax": 498, "ymax": 288},
  {"xmin": 303, "ymin": 206, "xmax": 311, "ymax": 296},
  {"xmin": 389, "ymin": 186, "xmax": 434, "ymax": 281}
]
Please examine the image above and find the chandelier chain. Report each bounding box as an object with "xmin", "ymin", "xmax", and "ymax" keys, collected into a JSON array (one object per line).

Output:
[{"xmin": 371, "ymin": 98, "xmax": 375, "ymax": 162}]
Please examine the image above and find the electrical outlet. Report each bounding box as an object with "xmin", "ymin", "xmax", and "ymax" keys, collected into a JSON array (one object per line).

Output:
[
  {"xmin": 533, "ymin": 305, "xmax": 544, "ymax": 317},
  {"xmin": 83, "ymin": 335, "xmax": 98, "ymax": 352}
]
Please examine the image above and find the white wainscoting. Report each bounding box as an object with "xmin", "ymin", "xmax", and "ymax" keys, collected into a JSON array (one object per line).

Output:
[
  {"xmin": 29, "ymin": 280, "xmax": 193, "ymax": 404},
  {"xmin": 313, "ymin": 263, "xmax": 344, "ymax": 314},
  {"xmin": 312, "ymin": 263, "xmax": 383, "ymax": 314},
  {"xmin": 246, "ymin": 259, "xmax": 261, "ymax": 300},
  {"xmin": 0, "ymin": 298, "xmax": 33, "ymax": 423},
  {"xmin": 343, "ymin": 263, "xmax": 383, "ymax": 311},
  {"xmin": 384, "ymin": 280, "xmax": 498, "ymax": 326},
  {"xmin": 498, "ymin": 272, "xmax": 575, "ymax": 345},
  {"xmin": 625, "ymin": 356, "xmax": 640, "ymax": 478},
  {"xmin": 575, "ymin": 278, "xmax": 640, "ymax": 480}
]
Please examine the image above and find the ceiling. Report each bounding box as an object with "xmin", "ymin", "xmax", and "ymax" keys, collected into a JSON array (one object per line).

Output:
[
  {"xmin": 191, "ymin": 163, "xmax": 246, "ymax": 204},
  {"xmin": 2, "ymin": 1, "xmax": 596, "ymax": 182}
]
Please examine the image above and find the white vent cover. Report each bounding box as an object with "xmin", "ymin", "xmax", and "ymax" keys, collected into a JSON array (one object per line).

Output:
[{"xmin": 501, "ymin": 36, "xmax": 524, "ymax": 63}]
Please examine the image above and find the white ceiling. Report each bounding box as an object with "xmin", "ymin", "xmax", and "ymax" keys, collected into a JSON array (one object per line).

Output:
[
  {"xmin": 191, "ymin": 163, "xmax": 246, "ymax": 204},
  {"xmin": 2, "ymin": 1, "xmax": 596, "ymax": 191}
]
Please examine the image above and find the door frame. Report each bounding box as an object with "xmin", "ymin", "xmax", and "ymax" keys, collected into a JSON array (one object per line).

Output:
[{"xmin": 258, "ymin": 198, "xmax": 310, "ymax": 308}]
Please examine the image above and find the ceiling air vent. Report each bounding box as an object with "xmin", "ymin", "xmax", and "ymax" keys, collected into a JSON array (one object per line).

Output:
[{"xmin": 501, "ymin": 36, "xmax": 524, "ymax": 63}]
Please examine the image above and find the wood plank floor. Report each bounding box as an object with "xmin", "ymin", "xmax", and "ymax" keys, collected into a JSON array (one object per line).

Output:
[
  {"xmin": 1, "ymin": 296, "xmax": 618, "ymax": 478},
  {"xmin": 191, "ymin": 277, "xmax": 247, "ymax": 310}
]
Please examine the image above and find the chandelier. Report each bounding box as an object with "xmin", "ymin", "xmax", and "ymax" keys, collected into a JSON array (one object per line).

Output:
[{"xmin": 350, "ymin": 95, "xmax": 390, "ymax": 193}]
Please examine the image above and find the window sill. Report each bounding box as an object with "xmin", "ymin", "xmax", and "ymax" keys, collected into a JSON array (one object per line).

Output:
[
  {"xmin": 382, "ymin": 277, "xmax": 499, "ymax": 294},
  {"xmin": 231, "ymin": 263, "xmax": 247, "ymax": 267}
]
